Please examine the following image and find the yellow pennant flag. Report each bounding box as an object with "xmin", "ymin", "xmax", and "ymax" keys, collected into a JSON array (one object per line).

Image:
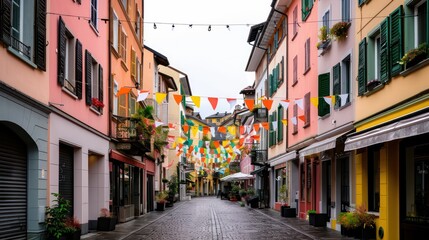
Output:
[
  {"xmin": 310, "ymin": 97, "xmax": 319, "ymax": 107},
  {"xmin": 281, "ymin": 119, "xmax": 288, "ymax": 126},
  {"xmin": 227, "ymin": 126, "xmax": 236, "ymax": 136},
  {"xmin": 331, "ymin": 95, "xmax": 336, "ymax": 104},
  {"xmin": 155, "ymin": 92, "xmax": 167, "ymax": 104},
  {"xmin": 191, "ymin": 126, "xmax": 199, "ymax": 138},
  {"xmin": 191, "ymin": 96, "xmax": 201, "ymax": 108}
]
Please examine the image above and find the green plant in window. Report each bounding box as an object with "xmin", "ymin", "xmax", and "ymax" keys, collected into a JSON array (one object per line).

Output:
[
  {"xmin": 399, "ymin": 43, "xmax": 427, "ymax": 67},
  {"xmin": 317, "ymin": 26, "xmax": 331, "ymax": 49},
  {"xmin": 279, "ymin": 184, "xmax": 288, "ymax": 205},
  {"xmin": 330, "ymin": 21, "xmax": 350, "ymax": 41}
]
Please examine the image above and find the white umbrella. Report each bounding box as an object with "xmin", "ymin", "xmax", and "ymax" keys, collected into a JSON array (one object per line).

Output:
[{"xmin": 220, "ymin": 172, "xmax": 254, "ymax": 182}]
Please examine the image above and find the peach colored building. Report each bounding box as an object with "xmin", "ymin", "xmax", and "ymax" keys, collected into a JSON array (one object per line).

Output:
[{"xmin": 48, "ymin": 0, "xmax": 110, "ymax": 234}]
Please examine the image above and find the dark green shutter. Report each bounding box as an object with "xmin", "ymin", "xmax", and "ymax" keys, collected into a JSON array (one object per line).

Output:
[
  {"xmin": 58, "ymin": 17, "xmax": 66, "ymax": 86},
  {"xmin": 85, "ymin": 50, "xmax": 92, "ymax": 105},
  {"xmin": 332, "ymin": 63, "xmax": 341, "ymax": 108},
  {"xmin": 99, "ymin": 65, "xmax": 103, "ymax": 114},
  {"xmin": 380, "ymin": 18, "xmax": 389, "ymax": 83},
  {"xmin": 34, "ymin": 0, "xmax": 46, "ymax": 71},
  {"xmin": 75, "ymin": 39, "xmax": 83, "ymax": 99},
  {"xmin": 269, "ymin": 114, "xmax": 273, "ymax": 147},
  {"xmin": 268, "ymin": 74, "xmax": 272, "ymax": 97},
  {"xmin": 318, "ymin": 73, "xmax": 330, "ymax": 117},
  {"xmin": 358, "ymin": 38, "xmax": 367, "ymax": 96},
  {"xmin": 358, "ymin": 0, "xmax": 366, "ymax": 7},
  {"xmin": 278, "ymin": 106, "xmax": 283, "ymax": 142},
  {"xmin": 302, "ymin": 0, "xmax": 313, "ymax": 21},
  {"xmin": 0, "ymin": 0, "xmax": 11, "ymax": 46},
  {"xmin": 389, "ymin": 6, "xmax": 403, "ymax": 76},
  {"xmin": 273, "ymin": 110, "xmax": 277, "ymax": 145}
]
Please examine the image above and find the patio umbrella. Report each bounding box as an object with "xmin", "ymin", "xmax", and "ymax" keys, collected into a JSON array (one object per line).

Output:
[{"xmin": 220, "ymin": 172, "xmax": 254, "ymax": 182}]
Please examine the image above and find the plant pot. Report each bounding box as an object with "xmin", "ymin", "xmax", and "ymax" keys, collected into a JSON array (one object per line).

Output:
[
  {"xmin": 63, "ymin": 229, "xmax": 81, "ymax": 240},
  {"xmin": 406, "ymin": 53, "xmax": 426, "ymax": 69},
  {"xmin": 309, "ymin": 213, "xmax": 328, "ymax": 227},
  {"xmin": 156, "ymin": 202, "xmax": 166, "ymax": 211},
  {"xmin": 283, "ymin": 208, "xmax": 296, "ymax": 218},
  {"xmin": 362, "ymin": 225, "xmax": 376, "ymax": 240},
  {"xmin": 280, "ymin": 205, "xmax": 290, "ymax": 217},
  {"xmin": 97, "ymin": 217, "xmax": 116, "ymax": 231}
]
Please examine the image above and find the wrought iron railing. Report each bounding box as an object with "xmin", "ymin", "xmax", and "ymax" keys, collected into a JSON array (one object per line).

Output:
[
  {"xmin": 11, "ymin": 36, "xmax": 31, "ymax": 59},
  {"xmin": 116, "ymin": 117, "xmax": 139, "ymax": 140},
  {"xmin": 250, "ymin": 149, "xmax": 268, "ymax": 166}
]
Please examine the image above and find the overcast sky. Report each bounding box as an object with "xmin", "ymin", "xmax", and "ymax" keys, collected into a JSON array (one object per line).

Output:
[{"xmin": 144, "ymin": 0, "xmax": 272, "ymax": 118}]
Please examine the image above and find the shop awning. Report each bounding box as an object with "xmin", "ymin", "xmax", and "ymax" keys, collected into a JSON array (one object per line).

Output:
[
  {"xmin": 269, "ymin": 151, "xmax": 297, "ymax": 166},
  {"xmin": 220, "ymin": 172, "xmax": 254, "ymax": 182},
  {"xmin": 344, "ymin": 112, "xmax": 429, "ymax": 151},
  {"xmin": 299, "ymin": 133, "xmax": 345, "ymax": 159},
  {"xmin": 250, "ymin": 165, "xmax": 268, "ymax": 175}
]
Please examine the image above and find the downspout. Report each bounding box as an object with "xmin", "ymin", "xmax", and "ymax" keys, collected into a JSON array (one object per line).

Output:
[{"xmin": 108, "ymin": 0, "xmax": 112, "ymax": 140}]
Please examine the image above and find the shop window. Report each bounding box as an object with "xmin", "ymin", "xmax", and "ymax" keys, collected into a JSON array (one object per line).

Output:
[
  {"xmin": 368, "ymin": 146, "xmax": 380, "ymax": 212},
  {"xmin": 300, "ymin": 163, "xmax": 305, "ymax": 200}
]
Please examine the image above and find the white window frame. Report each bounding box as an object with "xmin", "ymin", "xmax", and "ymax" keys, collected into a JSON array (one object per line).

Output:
[
  {"xmin": 113, "ymin": 10, "xmax": 119, "ymax": 51},
  {"xmin": 374, "ymin": 35, "xmax": 381, "ymax": 80},
  {"xmin": 414, "ymin": 0, "xmax": 427, "ymax": 47},
  {"xmin": 64, "ymin": 29, "xmax": 76, "ymax": 91},
  {"xmin": 91, "ymin": 58, "xmax": 99, "ymax": 100},
  {"xmin": 90, "ymin": 0, "xmax": 98, "ymax": 29},
  {"xmin": 113, "ymin": 80, "xmax": 118, "ymax": 115}
]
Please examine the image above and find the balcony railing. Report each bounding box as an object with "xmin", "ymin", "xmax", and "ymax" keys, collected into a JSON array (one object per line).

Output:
[
  {"xmin": 250, "ymin": 149, "xmax": 268, "ymax": 166},
  {"xmin": 114, "ymin": 116, "xmax": 150, "ymax": 154},
  {"xmin": 11, "ymin": 36, "xmax": 31, "ymax": 59}
]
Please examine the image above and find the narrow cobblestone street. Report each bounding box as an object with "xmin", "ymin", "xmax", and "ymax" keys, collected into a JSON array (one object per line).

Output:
[{"xmin": 82, "ymin": 196, "xmax": 347, "ymax": 240}]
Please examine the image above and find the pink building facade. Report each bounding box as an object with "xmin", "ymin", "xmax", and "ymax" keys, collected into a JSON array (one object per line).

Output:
[{"xmin": 48, "ymin": 0, "xmax": 110, "ymax": 233}]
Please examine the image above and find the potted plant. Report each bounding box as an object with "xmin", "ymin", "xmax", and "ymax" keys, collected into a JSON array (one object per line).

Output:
[
  {"xmin": 366, "ymin": 79, "xmax": 382, "ymax": 91},
  {"xmin": 97, "ymin": 208, "xmax": 116, "ymax": 231},
  {"xmin": 355, "ymin": 205, "xmax": 376, "ymax": 240},
  {"xmin": 64, "ymin": 217, "xmax": 81, "ymax": 240},
  {"xmin": 330, "ymin": 21, "xmax": 350, "ymax": 41},
  {"xmin": 338, "ymin": 211, "xmax": 360, "ymax": 237},
  {"xmin": 399, "ymin": 43, "xmax": 427, "ymax": 69},
  {"xmin": 155, "ymin": 191, "xmax": 168, "ymax": 211},
  {"xmin": 317, "ymin": 26, "xmax": 331, "ymax": 50},
  {"xmin": 166, "ymin": 175, "xmax": 178, "ymax": 207},
  {"xmin": 308, "ymin": 210, "xmax": 328, "ymax": 227},
  {"xmin": 91, "ymin": 98, "xmax": 104, "ymax": 109},
  {"xmin": 45, "ymin": 193, "xmax": 79, "ymax": 240}
]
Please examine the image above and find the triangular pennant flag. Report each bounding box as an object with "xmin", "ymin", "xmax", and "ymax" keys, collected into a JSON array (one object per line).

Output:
[
  {"xmin": 218, "ymin": 126, "xmax": 226, "ymax": 134},
  {"xmin": 239, "ymin": 138, "xmax": 244, "ymax": 146},
  {"xmin": 281, "ymin": 119, "xmax": 288, "ymax": 126},
  {"xmin": 253, "ymin": 135, "xmax": 260, "ymax": 141},
  {"xmin": 183, "ymin": 124, "xmax": 189, "ymax": 133},
  {"xmin": 310, "ymin": 97, "xmax": 319, "ymax": 107},
  {"xmin": 279, "ymin": 100, "xmax": 290, "ymax": 110},
  {"xmin": 246, "ymin": 125, "xmax": 253, "ymax": 134},
  {"xmin": 254, "ymin": 123, "xmax": 260, "ymax": 132},
  {"xmin": 244, "ymin": 99, "xmax": 255, "ymax": 111},
  {"xmin": 226, "ymin": 98, "xmax": 237, "ymax": 109},
  {"xmin": 339, "ymin": 94, "xmax": 348, "ymax": 107},
  {"xmin": 191, "ymin": 96, "xmax": 201, "ymax": 108},
  {"xmin": 323, "ymin": 96, "xmax": 332, "ymax": 106},
  {"xmin": 191, "ymin": 126, "xmax": 199, "ymax": 137},
  {"xmin": 261, "ymin": 122, "xmax": 269, "ymax": 131},
  {"xmin": 222, "ymin": 140, "xmax": 229, "ymax": 147},
  {"xmin": 291, "ymin": 117, "xmax": 298, "ymax": 125},
  {"xmin": 272, "ymin": 121, "xmax": 278, "ymax": 131},
  {"xmin": 168, "ymin": 123, "xmax": 176, "ymax": 130},
  {"xmin": 203, "ymin": 127, "xmax": 209, "ymax": 135},
  {"xmin": 227, "ymin": 126, "xmax": 236, "ymax": 136},
  {"xmin": 173, "ymin": 94, "xmax": 183, "ymax": 105},
  {"xmin": 116, "ymin": 87, "xmax": 132, "ymax": 96},
  {"xmin": 239, "ymin": 126, "xmax": 245, "ymax": 135},
  {"xmin": 295, "ymin": 98, "xmax": 304, "ymax": 110},
  {"xmin": 213, "ymin": 141, "xmax": 220, "ymax": 149},
  {"xmin": 137, "ymin": 90, "xmax": 149, "ymax": 102},
  {"xmin": 298, "ymin": 115, "xmax": 306, "ymax": 122},
  {"xmin": 155, "ymin": 121, "xmax": 164, "ymax": 128},
  {"xmin": 155, "ymin": 93, "xmax": 167, "ymax": 104},
  {"xmin": 208, "ymin": 97, "xmax": 218, "ymax": 110},
  {"xmin": 262, "ymin": 99, "xmax": 274, "ymax": 110},
  {"xmin": 210, "ymin": 127, "xmax": 216, "ymax": 137}
]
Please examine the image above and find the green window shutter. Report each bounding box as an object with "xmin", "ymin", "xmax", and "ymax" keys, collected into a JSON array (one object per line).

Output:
[
  {"xmin": 269, "ymin": 114, "xmax": 273, "ymax": 147},
  {"xmin": 332, "ymin": 63, "xmax": 341, "ymax": 109},
  {"xmin": 358, "ymin": 0, "xmax": 366, "ymax": 7},
  {"xmin": 318, "ymin": 73, "xmax": 330, "ymax": 117},
  {"xmin": 269, "ymin": 74, "xmax": 273, "ymax": 97},
  {"xmin": 358, "ymin": 38, "xmax": 367, "ymax": 96},
  {"xmin": 302, "ymin": 0, "xmax": 312, "ymax": 21},
  {"xmin": 389, "ymin": 6, "xmax": 403, "ymax": 76},
  {"xmin": 380, "ymin": 18, "xmax": 390, "ymax": 83},
  {"xmin": 277, "ymin": 106, "xmax": 283, "ymax": 142},
  {"xmin": 274, "ymin": 67, "xmax": 278, "ymax": 93},
  {"xmin": 273, "ymin": 110, "xmax": 277, "ymax": 145}
]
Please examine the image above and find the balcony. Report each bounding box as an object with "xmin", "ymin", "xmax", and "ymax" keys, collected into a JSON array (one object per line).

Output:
[
  {"xmin": 114, "ymin": 116, "xmax": 151, "ymax": 155},
  {"xmin": 250, "ymin": 149, "xmax": 268, "ymax": 166}
]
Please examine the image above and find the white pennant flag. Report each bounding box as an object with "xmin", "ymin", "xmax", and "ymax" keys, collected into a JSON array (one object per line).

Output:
[
  {"xmin": 137, "ymin": 91, "xmax": 149, "ymax": 102},
  {"xmin": 291, "ymin": 117, "xmax": 298, "ymax": 125},
  {"xmin": 205, "ymin": 141, "xmax": 210, "ymax": 149},
  {"xmin": 210, "ymin": 127, "xmax": 216, "ymax": 137},
  {"xmin": 155, "ymin": 121, "xmax": 164, "ymax": 128},
  {"xmin": 339, "ymin": 94, "xmax": 349, "ymax": 107},
  {"xmin": 272, "ymin": 121, "xmax": 278, "ymax": 131},
  {"xmin": 279, "ymin": 100, "xmax": 290, "ymax": 110},
  {"xmin": 295, "ymin": 98, "xmax": 304, "ymax": 110},
  {"xmin": 323, "ymin": 97, "xmax": 332, "ymax": 106},
  {"xmin": 246, "ymin": 125, "xmax": 253, "ymax": 134},
  {"xmin": 227, "ymin": 98, "xmax": 237, "ymax": 109}
]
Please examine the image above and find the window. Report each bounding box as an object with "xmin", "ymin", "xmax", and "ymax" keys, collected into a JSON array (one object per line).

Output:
[
  {"xmin": 119, "ymin": 28, "xmax": 127, "ymax": 62},
  {"xmin": 64, "ymin": 29, "xmax": 76, "ymax": 92},
  {"xmin": 136, "ymin": 59, "xmax": 141, "ymax": 87},
  {"xmin": 1, "ymin": 0, "xmax": 46, "ymax": 69},
  {"xmin": 293, "ymin": 6, "xmax": 298, "ymax": 37},
  {"xmin": 302, "ymin": 0, "xmax": 313, "ymax": 21},
  {"xmin": 85, "ymin": 50, "xmax": 103, "ymax": 113},
  {"xmin": 121, "ymin": 0, "xmax": 127, "ymax": 11},
  {"xmin": 342, "ymin": 0, "xmax": 351, "ymax": 22},
  {"xmin": 293, "ymin": 104, "xmax": 298, "ymax": 134},
  {"xmin": 269, "ymin": 111, "xmax": 277, "ymax": 147},
  {"xmin": 334, "ymin": 56, "xmax": 351, "ymax": 109},
  {"xmin": 129, "ymin": 94, "xmax": 137, "ymax": 115},
  {"xmin": 304, "ymin": 38, "xmax": 310, "ymax": 73},
  {"xmin": 304, "ymin": 92, "xmax": 310, "ymax": 127},
  {"xmin": 318, "ymin": 73, "xmax": 330, "ymax": 116},
  {"xmin": 112, "ymin": 11, "xmax": 119, "ymax": 51},
  {"xmin": 368, "ymin": 146, "xmax": 380, "ymax": 212},
  {"xmin": 277, "ymin": 105, "xmax": 284, "ymax": 142},
  {"xmin": 90, "ymin": 0, "xmax": 97, "ymax": 29},
  {"xmin": 322, "ymin": 11, "xmax": 330, "ymax": 35},
  {"xmin": 136, "ymin": 9, "xmax": 141, "ymax": 41},
  {"xmin": 414, "ymin": 1, "xmax": 427, "ymax": 46},
  {"xmin": 293, "ymin": 55, "xmax": 298, "ymax": 85},
  {"xmin": 113, "ymin": 81, "xmax": 118, "ymax": 115},
  {"xmin": 131, "ymin": 48, "xmax": 136, "ymax": 79},
  {"xmin": 91, "ymin": 57, "xmax": 99, "ymax": 102},
  {"xmin": 278, "ymin": 57, "xmax": 284, "ymax": 86},
  {"xmin": 332, "ymin": 63, "xmax": 341, "ymax": 109}
]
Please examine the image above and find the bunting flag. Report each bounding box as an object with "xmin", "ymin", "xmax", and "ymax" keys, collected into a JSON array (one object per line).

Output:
[
  {"xmin": 279, "ymin": 100, "xmax": 290, "ymax": 110},
  {"xmin": 218, "ymin": 126, "xmax": 226, "ymax": 134},
  {"xmin": 173, "ymin": 94, "xmax": 183, "ymax": 105},
  {"xmin": 291, "ymin": 117, "xmax": 298, "ymax": 125},
  {"xmin": 226, "ymin": 98, "xmax": 237, "ymax": 109},
  {"xmin": 116, "ymin": 87, "xmax": 132, "ymax": 96},
  {"xmin": 310, "ymin": 97, "xmax": 319, "ymax": 107},
  {"xmin": 339, "ymin": 94, "xmax": 348, "ymax": 107},
  {"xmin": 262, "ymin": 99, "xmax": 274, "ymax": 110},
  {"xmin": 239, "ymin": 126, "xmax": 245, "ymax": 135},
  {"xmin": 168, "ymin": 123, "xmax": 176, "ymax": 130},
  {"xmin": 298, "ymin": 115, "xmax": 306, "ymax": 122},
  {"xmin": 213, "ymin": 141, "xmax": 220, "ymax": 149},
  {"xmin": 272, "ymin": 121, "xmax": 278, "ymax": 131},
  {"xmin": 222, "ymin": 140, "xmax": 229, "ymax": 147},
  {"xmin": 155, "ymin": 121, "xmax": 164, "ymax": 128},
  {"xmin": 191, "ymin": 96, "xmax": 201, "ymax": 108},
  {"xmin": 183, "ymin": 124, "xmax": 189, "ymax": 133},
  {"xmin": 261, "ymin": 122, "xmax": 269, "ymax": 130},
  {"xmin": 239, "ymin": 138, "xmax": 244, "ymax": 146},
  {"xmin": 323, "ymin": 96, "xmax": 333, "ymax": 106},
  {"xmin": 137, "ymin": 90, "xmax": 149, "ymax": 102},
  {"xmin": 253, "ymin": 135, "xmax": 260, "ymax": 141},
  {"xmin": 168, "ymin": 135, "xmax": 175, "ymax": 142},
  {"xmin": 295, "ymin": 98, "xmax": 304, "ymax": 110},
  {"xmin": 191, "ymin": 126, "xmax": 199, "ymax": 137},
  {"xmin": 210, "ymin": 127, "xmax": 216, "ymax": 137},
  {"xmin": 208, "ymin": 97, "xmax": 218, "ymax": 110},
  {"xmin": 253, "ymin": 123, "xmax": 260, "ymax": 132},
  {"xmin": 203, "ymin": 126, "xmax": 210, "ymax": 135},
  {"xmin": 244, "ymin": 99, "xmax": 255, "ymax": 111},
  {"xmin": 155, "ymin": 92, "xmax": 167, "ymax": 104},
  {"xmin": 227, "ymin": 126, "xmax": 236, "ymax": 136},
  {"xmin": 281, "ymin": 119, "xmax": 288, "ymax": 126},
  {"xmin": 246, "ymin": 125, "xmax": 253, "ymax": 134}
]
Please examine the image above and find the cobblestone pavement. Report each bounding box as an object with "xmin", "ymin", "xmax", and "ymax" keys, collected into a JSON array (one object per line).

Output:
[{"xmin": 116, "ymin": 196, "xmax": 348, "ymax": 240}]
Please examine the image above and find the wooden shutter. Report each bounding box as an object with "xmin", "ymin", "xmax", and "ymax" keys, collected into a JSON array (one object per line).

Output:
[
  {"xmin": 293, "ymin": 56, "xmax": 297, "ymax": 84},
  {"xmin": 389, "ymin": 6, "xmax": 403, "ymax": 76},
  {"xmin": 332, "ymin": 63, "xmax": 341, "ymax": 108},
  {"xmin": 75, "ymin": 39, "xmax": 83, "ymax": 99},
  {"xmin": 304, "ymin": 92, "xmax": 310, "ymax": 126},
  {"xmin": 380, "ymin": 18, "xmax": 389, "ymax": 83},
  {"xmin": 268, "ymin": 74, "xmax": 273, "ymax": 97},
  {"xmin": 277, "ymin": 106, "xmax": 283, "ymax": 142},
  {"xmin": 131, "ymin": 49, "xmax": 136, "ymax": 78},
  {"xmin": 0, "ymin": 0, "xmax": 11, "ymax": 46},
  {"xmin": 302, "ymin": 0, "xmax": 312, "ymax": 21},
  {"xmin": 58, "ymin": 17, "xmax": 66, "ymax": 86},
  {"xmin": 85, "ymin": 50, "xmax": 92, "ymax": 105},
  {"xmin": 99, "ymin": 65, "xmax": 103, "ymax": 114},
  {"xmin": 118, "ymin": 94, "xmax": 127, "ymax": 116},
  {"xmin": 269, "ymin": 114, "xmax": 273, "ymax": 147},
  {"xmin": 318, "ymin": 73, "xmax": 330, "ymax": 117},
  {"xmin": 34, "ymin": 0, "xmax": 46, "ymax": 71},
  {"xmin": 293, "ymin": 104, "xmax": 298, "ymax": 134},
  {"xmin": 358, "ymin": 38, "xmax": 367, "ymax": 96}
]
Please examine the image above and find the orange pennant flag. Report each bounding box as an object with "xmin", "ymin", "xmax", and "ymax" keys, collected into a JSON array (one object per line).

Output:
[
  {"xmin": 254, "ymin": 123, "xmax": 260, "ymax": 132},
  {"xmin": 203, "ymin": 127, "xmax": 209, "ymax": 135},
  {"xmin": 189, "ymin": 145, "xmax": 194, "ymax": 152},
  {"xmin": 262, "ymin": 99, "xmax": 274, "ymax": 110},
  {"xmin": 213, "ymin": 141, "xmax": 220, "ymax": 149},
  {"xmin": 261, "ymin": 122, "xmax": 269, "ymax": 130},
  {"xmin": 176, "ymin": 151, "xmax": 182, "ymax": 156},
  {"xmin": 200, "ymin": 148, "xmax": 205, "ymax": 154},
  {"xmin": 253, "ymin": 135, "xmax": 260, "ymax": 141},
  {"xmin": 178, "ymin": 143, "xmax": 184, "ymax": 149},
  {"xmin": 116, "ymin": 87, "xmax": 131, "ymax": 96},
  {"xmin": 218, "ymin": 126, "xmax": 226, "ymax": 134},
  {"xmin": 173, "ymin": 94, "xmax": 183, "ymax": 105},
  {"xmin": 239, "ymin": 138, "xmax": 244, "ymax": 146},
  {"xmin": 240, "ymin": 126, "xmax": 245, "ymax": 135},
  {"xmin": 227, "ymin": 158, "xmax": 231, "ymax": 163},
  {"xmin": 298, "ymin": 115, "xmax": 306, "ymax": 122},
  {"xmin": 208, "ymin": 97, "xmax": 218, "ymax": 110},
  {"xmin": 244, "ymin": 99, "xmax": 255, "ymax": 111},
  {"xmin": 183, "ymin": 124, "xmax": 189, "ymax": 133}
]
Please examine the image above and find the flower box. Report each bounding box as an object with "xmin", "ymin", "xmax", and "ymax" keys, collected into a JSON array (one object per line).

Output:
[
  {"xmin": 97, "ymin": 217, "xmax": 116, "ymax": 231},
  {"xmin": 309, "ymin": 213, "xmax": 328, "ymax": 227},
  {"xmin": 156, "ymin": 202, "xmax": 166, "ymax": 211}
]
